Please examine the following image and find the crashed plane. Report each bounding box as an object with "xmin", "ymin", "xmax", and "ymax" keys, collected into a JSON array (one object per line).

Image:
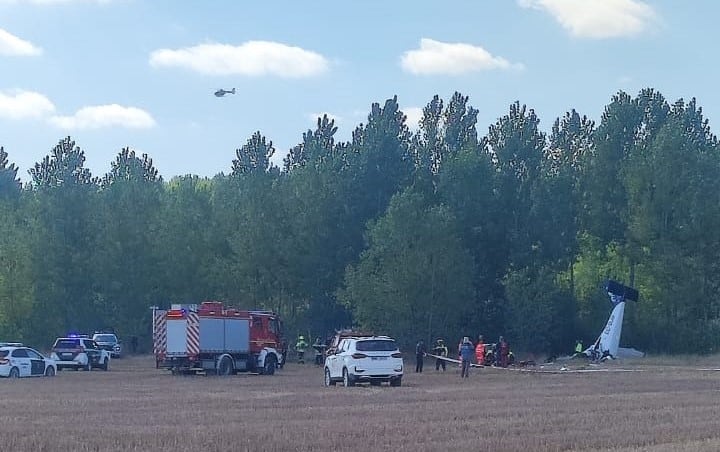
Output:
[{"xmin": 584, "ymin": 280, "xmax": 643, "ymax": 360}]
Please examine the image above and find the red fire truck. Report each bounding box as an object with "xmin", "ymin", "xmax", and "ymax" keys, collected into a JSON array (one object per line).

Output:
[{"xmin": 153, "ymin": 301, "xmax": 287, "ymax": 375}]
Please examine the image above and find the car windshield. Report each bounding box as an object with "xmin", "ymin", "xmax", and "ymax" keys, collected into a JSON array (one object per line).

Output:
[
  {"xmin": 54, "ymin": 339, "xmax": 80, "ymax": 348},
  {"xmin": 356, "ymin": 340, "xmax": 398, "ymax": 352},
  {"xmin": 94, "ymin": 335, "xmax": 117, "ymax": 343}
]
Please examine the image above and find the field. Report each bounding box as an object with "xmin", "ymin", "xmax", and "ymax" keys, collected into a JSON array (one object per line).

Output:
[{"xmin": 2, "ymin": 355, "xmax": 720, "ymax": 451}]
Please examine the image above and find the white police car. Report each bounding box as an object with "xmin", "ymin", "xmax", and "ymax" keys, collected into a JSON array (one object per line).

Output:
[
  {"xmin": 0, "ymin": 345, "xmax": 57, "ymax": 378},
  {"xmin": 50, "ymin": 336, "xmax": 110, "ymax": 371}
]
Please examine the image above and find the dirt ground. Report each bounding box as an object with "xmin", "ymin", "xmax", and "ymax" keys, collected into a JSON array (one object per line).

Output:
[{"xmin": 2, "ymin": 355, "xmax": 720, "ymax": 451}]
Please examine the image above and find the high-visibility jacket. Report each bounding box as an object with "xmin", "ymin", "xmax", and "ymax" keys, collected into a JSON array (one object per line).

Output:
[
  {"xmin": 575, "ymin": 342, "xmax": 583, "ymax": 353},
  {"xmin": 475, "ymin": 342, "xmax": 486, "ymax": 364}
]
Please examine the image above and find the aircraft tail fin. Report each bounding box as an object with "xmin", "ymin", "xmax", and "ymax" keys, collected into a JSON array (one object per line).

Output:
[{"xmin": 585, "ymin": 280, "xmax": 638, "ymax": 359}]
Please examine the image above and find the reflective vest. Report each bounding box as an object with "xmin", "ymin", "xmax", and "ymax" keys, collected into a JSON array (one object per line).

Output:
[{"xmin": 475, "ymin": 343, "xmax": 486, "ymax": 364}]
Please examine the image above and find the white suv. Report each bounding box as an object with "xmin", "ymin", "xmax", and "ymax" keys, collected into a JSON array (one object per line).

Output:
[
  {"xmin": 324, "ymin": 336, "xmax": 403, "ymax": 387},
  {"xmin": 50, "ymin": 336, "xmax": 111, "ymax": 371}
]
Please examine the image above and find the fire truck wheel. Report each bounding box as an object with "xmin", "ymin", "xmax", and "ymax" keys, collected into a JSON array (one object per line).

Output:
[
  {"xmin": 218, "ymin": 356, "xmax": 233, "ymax": 376},
  {"xmin": 262, "ymin": 356, "xmax": 276, "ymax": 376}
]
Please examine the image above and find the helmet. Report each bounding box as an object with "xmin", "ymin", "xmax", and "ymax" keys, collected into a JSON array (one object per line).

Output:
[
  {"xmin": 299, "ymin": 335, "xmax": 305, "ymax": 340},
  {"xmin": 437, "ymin": 338, "xmax": 443, "ymax": 343}
]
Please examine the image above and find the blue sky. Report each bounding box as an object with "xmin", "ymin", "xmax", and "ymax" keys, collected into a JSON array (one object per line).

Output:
[{"xmin": 1, "ymin": 0, "xmax": 718, "ymax": 180}]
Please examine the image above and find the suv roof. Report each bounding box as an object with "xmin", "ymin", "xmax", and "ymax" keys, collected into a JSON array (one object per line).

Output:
[{"xmin": 354, "ymin": 335, "xmax": 393, "ymax": 341}]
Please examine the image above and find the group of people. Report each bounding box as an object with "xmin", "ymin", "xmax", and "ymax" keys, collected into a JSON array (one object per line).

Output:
[{"xmin": 415, "ymin": 335, "xmax": 512, "ymax": 378}]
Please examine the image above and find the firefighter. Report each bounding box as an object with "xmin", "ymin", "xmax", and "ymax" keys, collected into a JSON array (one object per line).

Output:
[
  {"xmin": 432, "ymin": 338, "xmax": 448, "ymax": 371},
  {"xmin": 475, "ymin": 335, "xmax": 486, "ymax": 366},
  {"xmin": 295, "ymin": 335, "xmax": 308, "ymax": 364}
]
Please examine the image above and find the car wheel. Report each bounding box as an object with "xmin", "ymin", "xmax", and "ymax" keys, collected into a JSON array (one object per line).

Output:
[
  {"xmin": 8, "ymin": 367, "xmax": 19, "ymax": 378},
  {"xmin": 73, "ymin": 366, "xmax": 79, "ymax": 371},
  {"xmin": 101, "ymin": 359, "xmax": 109, "ymax": 371},
  {"xmin": 83, "ymin": 363, "xmax": 91, "ymax": 371},
  {"xmin": 343, "ymin": 368, "xmax": 354, "ymax": 387},
  {"xmin": 218, "ymin": 356, "xmax": 233, "ymax": 376},
  {"xmin": 390, "ymin": 377, "xmax": 402, "ymax": 387},
  {"xmin": 324, "ymin": 368, "xmax": 336, "ymax": 386},
  {"xmin": 45, "ymin": 366, "xmax": 56, "ymax": 377}
]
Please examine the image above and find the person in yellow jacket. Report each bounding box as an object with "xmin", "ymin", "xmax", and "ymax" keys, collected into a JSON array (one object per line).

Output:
[
  {"xmin": 432, "ymin": 338, "xmax": 448, "ymax": 371},
  {"xmin": 295, "ymin": 335, "xmax": 308, "ymax": 364}
]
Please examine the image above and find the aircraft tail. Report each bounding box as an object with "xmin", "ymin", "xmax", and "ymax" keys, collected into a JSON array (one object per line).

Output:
[{"xmin": 585, "ymin": 280, "xmax": 638, "ymax": 359}]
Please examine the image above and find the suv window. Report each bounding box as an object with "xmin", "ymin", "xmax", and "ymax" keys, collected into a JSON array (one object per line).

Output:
[
  {"xmin": 11, "ymin": 348, "xmax": 28, "ymax": 358},
  {"xmin": 54, "ymin": 339, "xmax": 81, "ymax": 349},
  {"xmin": 93, "ymin": 334, "xmax": 117, "ymax": 343},
  {"xmin": 356, "ymin": 340, "xmax": 398, "ymax": 352},
  {"xmin": 26, "ymin": 349, "xmax": 43, "ymax": 360}
]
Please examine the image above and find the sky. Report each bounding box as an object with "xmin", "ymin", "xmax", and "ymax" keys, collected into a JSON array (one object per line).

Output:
[{"xmin": 1, "ymin": 0, "xmax": 719, "ymax": 181}]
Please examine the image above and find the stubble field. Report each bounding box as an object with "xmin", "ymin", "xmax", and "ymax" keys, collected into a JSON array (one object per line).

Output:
[{"xmin": 2, "ymin": 355, "xmax": 720, "ymax": 451}]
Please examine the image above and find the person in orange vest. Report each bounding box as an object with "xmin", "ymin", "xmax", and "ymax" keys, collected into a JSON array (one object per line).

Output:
[{"xmin": 475, "ymin": 335, "xmax": 486, "ymax": 366}]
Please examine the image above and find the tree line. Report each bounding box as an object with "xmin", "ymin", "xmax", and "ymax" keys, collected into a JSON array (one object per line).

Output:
[{"xmin": 1, "ymin": 88, "xmax": 719, "ymax": 355}]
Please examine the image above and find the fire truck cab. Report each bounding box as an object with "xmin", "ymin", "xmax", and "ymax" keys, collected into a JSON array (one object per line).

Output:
[{"xmin": 153, "ymin": 301, "xmax": 286, "ymax": 376}]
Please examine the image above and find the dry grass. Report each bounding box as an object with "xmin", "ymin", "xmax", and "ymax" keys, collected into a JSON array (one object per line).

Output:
[{"xmin": 2, "ymin": 355, "xmax": 720, "ymax": 451}]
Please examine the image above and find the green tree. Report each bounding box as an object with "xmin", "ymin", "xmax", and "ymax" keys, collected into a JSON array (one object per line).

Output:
[
  {"xmin": 0, "ymin": 146, "xmax": 21, "ymax": 199},
  {"xmin": 27, "ymin": 137, "xmax": 100, "ymax": 345},
  {"xmin": 340, "ymin": 189, "xmax": 475, "ymax": 344}
]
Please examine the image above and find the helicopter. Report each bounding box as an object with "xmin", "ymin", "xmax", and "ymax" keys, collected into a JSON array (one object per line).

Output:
[{"xmin": 214, "ymin": 88, "xmax": 236, "ymax": 97}]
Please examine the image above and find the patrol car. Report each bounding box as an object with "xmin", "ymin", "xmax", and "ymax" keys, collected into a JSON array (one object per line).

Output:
[
  {"xmin": 50, "ymin": 335, "xmax": 111, "ymax": 371},
  {"xmin": 0, "ymin": 345, "xmax": 57, "ymax": 378}
]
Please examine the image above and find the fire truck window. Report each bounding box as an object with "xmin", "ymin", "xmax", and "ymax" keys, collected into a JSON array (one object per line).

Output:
[
  {"xmin": 252, "ymin": 318, "xmax": 262, "ymax": 329},
  {"xmin": 268, "ymin": 320, "xmax": 277, "ymax": 334}
]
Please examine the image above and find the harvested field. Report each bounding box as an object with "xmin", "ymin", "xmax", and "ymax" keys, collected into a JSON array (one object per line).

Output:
[{"xmin": 2, "ymin": 355, "xmax": 720, "ymax": 451}]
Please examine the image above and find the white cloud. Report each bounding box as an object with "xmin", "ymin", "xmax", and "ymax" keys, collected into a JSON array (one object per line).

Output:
[
  {"xmin": 403, "ymin": 107, "xmax": 423, "ymax": 130},
  {"xmin": 0, "ymin": 28, "xmax": 42, "ymax": 56},
  {"xmin": 401, "ymin": 39, "xmax": 522, "ymax": 76},
  {"xmin": 149, "ymin": 41, "xmax": 329, "ymax": 77},
  {"xmin": 0, "ymin": 90, "xmax": 55, "ymax": 119},
  {"xmin": 519, "ymin": 0, "xmax": 657, "ymax": 39},
  {"xmin": 49, "ymin": 104, "xmax": 156, "ymax": 130}
]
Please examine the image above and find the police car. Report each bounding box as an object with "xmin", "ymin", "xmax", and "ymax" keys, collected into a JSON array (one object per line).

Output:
[
  {"xmin": 0, "ymin": 345, "xmax": 57, "ymax": 378},
  {"xmin": 50, "ymin": 335, "xmax": 111, "ymax": 371}
]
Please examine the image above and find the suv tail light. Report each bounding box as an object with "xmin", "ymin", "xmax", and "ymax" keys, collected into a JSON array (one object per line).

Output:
[
  {"xmin": 351, "ymin": 353, "xmax": 367, "ymax": 359},
  {"xmin": 391, "ymin": 352, "xmax": 402, "ymax": 358}
]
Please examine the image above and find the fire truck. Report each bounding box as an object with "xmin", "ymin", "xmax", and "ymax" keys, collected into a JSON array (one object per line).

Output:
[{"xmin": 153, "ymin": 301, "xmax": 287, "ymax": 375}]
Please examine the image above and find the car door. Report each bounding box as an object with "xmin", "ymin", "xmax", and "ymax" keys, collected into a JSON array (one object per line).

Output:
[
  {"xmin": 10, "ymin": 348, "xmax": 31, "ymax": 377},
  {"xmin": 84, "ymin": 339, "xmax": 101, "ymax": 365},
  {"xmin": 333, "ymin": 340, "xmax": 349, "ymax": 377},
  {"xmin": 26, "ymin": 348, "xmax": 46, "ymax": 376},
  {"xmin": 327, "ymin": 339, "xmax": 344, "ymax": 378}
]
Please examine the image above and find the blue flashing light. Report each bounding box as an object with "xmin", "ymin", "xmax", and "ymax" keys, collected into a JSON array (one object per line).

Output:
[{"xmin": 68, "ymin": 333, "xmax": 80, "ymax": 338}]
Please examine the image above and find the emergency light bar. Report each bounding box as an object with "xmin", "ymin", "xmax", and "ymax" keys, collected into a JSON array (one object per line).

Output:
[{"xmin": 166, "ymin": 309, "xmax": 187, "ymax": 319}]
